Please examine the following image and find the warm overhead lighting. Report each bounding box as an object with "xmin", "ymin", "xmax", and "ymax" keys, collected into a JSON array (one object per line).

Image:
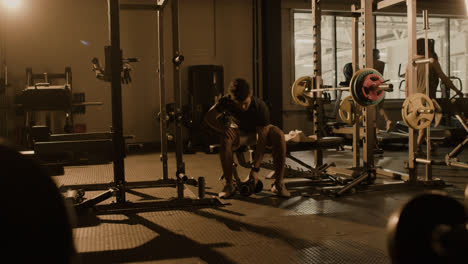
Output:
[{"xmin": 2, "ymin": 0, "xmax": 21, "ymax": 9}]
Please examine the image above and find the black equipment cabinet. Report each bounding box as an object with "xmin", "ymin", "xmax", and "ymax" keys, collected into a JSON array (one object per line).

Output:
[{"xmin": 187, "ymin": 65, "xmax": 223, "ymax": 152}]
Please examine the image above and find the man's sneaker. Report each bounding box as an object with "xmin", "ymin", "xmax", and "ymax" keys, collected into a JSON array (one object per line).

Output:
[
  {"xmin": 430, "ymin": 143, "xmax": 438, "ymax": 154},
  {"xmin": 219, "ymin": 184, "xmax": 236, "ymax": 199},
  {"xmin": 271, "ymin": 182, "xmax": 291, "ymax": 198}
]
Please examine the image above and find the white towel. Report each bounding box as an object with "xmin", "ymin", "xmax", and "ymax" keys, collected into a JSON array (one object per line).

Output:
[{"xmin": 285, "ymin": 130, "xmax": 317, "ymax": 142}]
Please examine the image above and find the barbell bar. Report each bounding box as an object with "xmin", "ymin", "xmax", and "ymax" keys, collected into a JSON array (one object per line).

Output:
[
  {"xmin": 413, "ymin": 58, "xmax": 434, "ymax": 65},
  {"xmin": 291, "ymin": 68, "xmax": 392, "ymax": 107},
  {"xmin": 303, "ymin": 83, "xmax": 393, "ymax": 95}
]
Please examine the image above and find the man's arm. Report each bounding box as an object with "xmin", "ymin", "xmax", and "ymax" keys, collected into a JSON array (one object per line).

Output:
[
  {"xmin": 204, "ymin": 104, "xmax": 238, "ymax": 142},
  {"xmin": 431, "ymin": 59, "xmax": 463, "ymax": 97},
  {"xmin": 204, "ymin": 105, "xmax": 224, "ymax": 135},
  {"xmin": 405, "ymin": 66, "xmax": 409, "ymax": 97}
]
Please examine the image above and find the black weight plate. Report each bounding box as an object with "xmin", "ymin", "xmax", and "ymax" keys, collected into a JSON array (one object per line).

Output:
[
  {"xmin": 387, "ymin": 192, "xmax": 467, "ymax": 264},
  {"xmin": 1, "ymin": 142, "xmax": 75, "ymax": 263}
]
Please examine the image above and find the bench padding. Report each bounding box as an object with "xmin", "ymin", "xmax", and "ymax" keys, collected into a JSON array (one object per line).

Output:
[{"xmin": 286, "ymin": 137, "xmax": 344, "ymax": 152}]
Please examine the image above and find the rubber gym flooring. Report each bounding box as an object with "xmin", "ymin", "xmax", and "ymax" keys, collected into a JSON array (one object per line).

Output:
[{"xmin": 54, "ymin": 146, "xmax": 468, "ymax": 264}]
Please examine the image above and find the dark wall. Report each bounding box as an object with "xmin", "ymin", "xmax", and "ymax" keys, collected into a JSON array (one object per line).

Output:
[
  {"xmin": 261, "ymin": 0, "xmax": 283, "ymax": 128},
  {"xmin": 1, "ymin": 0, "xmax": 254, "ymax": 143}
]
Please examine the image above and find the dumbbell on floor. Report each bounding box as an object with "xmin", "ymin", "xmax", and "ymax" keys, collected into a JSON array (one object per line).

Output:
[
  {"xmin": 239, "ymin": 178, "xmax": 263, "ymax": 197},
  {"xmin": 220, "ymin": 163, "xmax": 264, "ymax": 197}
]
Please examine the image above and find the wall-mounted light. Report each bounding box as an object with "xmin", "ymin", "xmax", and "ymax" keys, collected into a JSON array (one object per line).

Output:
[{"xmin": 2, "ymin": 0, "xmax": 21, "ymax": 10}]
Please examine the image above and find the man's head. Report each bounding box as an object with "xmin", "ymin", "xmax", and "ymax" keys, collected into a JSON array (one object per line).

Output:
[
  {"xmin": 228, "ymin": 78, "xmax": 252, "ymax": 111},
  {"xmin": 373, "ymin": 49, "xmax": 380, "ymax": 60},
  {"xmin": 343, "ymin": 63, "xmax": 353, "ymax": 82},
  {"xmin": 417, "ymin": 38, "xmax": 436, "ymax": 56}
]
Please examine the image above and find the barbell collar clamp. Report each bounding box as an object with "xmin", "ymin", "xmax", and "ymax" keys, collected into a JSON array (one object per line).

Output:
[
  {"xmin": 413, "ymin": 58, "xmax": 434, "ymax": 65},
  {"xmin": 415, "ymin": 158, "xmax": 432, "ymax": 165},
  {"xmin": 376, "ymin": 84, "xmax": 393, "ymax": 92}
]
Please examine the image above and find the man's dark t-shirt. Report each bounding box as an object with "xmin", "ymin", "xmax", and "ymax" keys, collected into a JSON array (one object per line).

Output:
[{"xmin": 214, "ymin": 95, "xmax": 270, "ymax": 132}]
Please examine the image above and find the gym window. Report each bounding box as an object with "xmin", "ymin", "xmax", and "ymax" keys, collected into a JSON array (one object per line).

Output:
[
  {"xmin": 450, "ymin": 18, "xmax": 468, "ymax": 96},
  {"xmin": 292, "ymin": 11, "xmax": 468, "ymax": 100},
  {"xmin": 293, "ymin": 12, "xmax": 336, "ymax": 99},
  {"xmin": 376, "ymin": 16, "xmax": 449, "ymax": 99}
]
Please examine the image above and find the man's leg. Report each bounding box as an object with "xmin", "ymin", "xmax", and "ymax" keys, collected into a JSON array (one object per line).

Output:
[
  {"xmin": 416, "ymin": 129, "xmax": 426, "ymax": 155},
  {"xmin": 265, "ymin": 125, "xmax": 290, "ymax": 197},
  {"xmin": 379, "ymin": 107, "xmax": 393, "ymax": 131},
  {"xmin": 219, "ymin": 130, "xmax": 239, "ymax": 197}
]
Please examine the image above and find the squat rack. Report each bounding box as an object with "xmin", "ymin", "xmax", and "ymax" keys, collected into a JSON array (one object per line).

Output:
[
  {"xmin": 290, "ymin": 0, "xmax": 441, "ymax": 196},
  {"xmin": 346, "ymin": 0, "xmax": 440, "ymax": 187},
  {"xmin": 70, "ymin": 0, "xmax": 220, "ymax": 212},
  {"xmin": 337, "ymin": 0, "xmax": 441, "ymax": 191},
  {"xmin": 303, "ymin": 0, "xmax": 393, "ymax": 191}
]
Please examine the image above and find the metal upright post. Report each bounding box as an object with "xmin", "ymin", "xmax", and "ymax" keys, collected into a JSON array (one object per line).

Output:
[
  {"xmin": 445, "ymin": 17, "xmax": 451, "ymax": 99},
  {"xmin": 312, "ymin": 0, "xmax": 323, "ymax": 167},
  {"xmin": 332, "ymin": 16, "xmax": 337, "ymax": 91},
  {"xmin": 0, "ymin": 7, "xmax": 5, "ymax": 91},
  {"xmin": 0, "ymin": 7, "xmax": 5, "ymax": 89},
  {"xmin": 252, "ymin": 0, "xmax": 262, "ymax": 97},
  {"xmin": 423, "ymin": 10, "xmax": 432, "ymax": 180},
  {"xmin": 351, "ymin": 5, "xmax": 360, "ymax": 169},
  {"xmin": 157, "ymin": 4, "xmax": 169, "ymax": 180},
  {"xmin": 172, "ymin": 0, "xmax": 185, "ymax": 180},
  {"xmin": 361, "ymin": 0, "xmax": 376, "ymax": 173},
  {"xmin": 108, "ymin": 0, "xmax": 126, "ymax": 203},
  {"xmin": 0, "ymin": 7, "xmax": 7, "ymax": 137},
  {"xmin": 443, "ymin": 18, "xmax": 451, "ymax": 126},
  {"xmin": 407, "ymin": 0, "xmax": 418, "ymax": 182}
]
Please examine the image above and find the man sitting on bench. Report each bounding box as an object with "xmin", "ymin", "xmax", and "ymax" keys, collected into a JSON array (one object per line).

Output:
[{"xmin": 204, "ymin": 78, "xmax": 290, "ymax": 198}]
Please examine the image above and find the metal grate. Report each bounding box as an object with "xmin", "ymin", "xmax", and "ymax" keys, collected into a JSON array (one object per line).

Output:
[{"xmin": 295, "ymin": 240, "xmax": 390, "ymax": 264}]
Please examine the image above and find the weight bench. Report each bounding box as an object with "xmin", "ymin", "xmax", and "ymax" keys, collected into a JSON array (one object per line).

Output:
[
  {"xmin": 29, "ymin": 127, "xmax": 135, "ymax": 165},
  {"xmin": 20, "ymin": 150, "xmax": 65, "ymax": 176},
  {"xmin": 260, "ymin": 136, "xmax": 345, "ymax": 179},
  {"xmin": 34, "ymin": 139, "xmax": 114, "ymax": 164},
  {"xmin": 285, "ymin": 136, "xmax": 344, "ymax": 152},
  {"xmin": 205, "ymin": 129, "xmax": 347, "ymax": 197},
  {"xmin": 217, "ymin": 133, "xmax": 344, "ymax": 189},
  {"xmin": 232, "ymin": 135, "xmax": 344, "ymax": 167}
]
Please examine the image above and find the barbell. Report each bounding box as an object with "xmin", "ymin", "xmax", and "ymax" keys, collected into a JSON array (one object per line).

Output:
[
  {"xmin": 291, "ymin": 68, "xmax": 392, "ymax": 108},
  {"xmin": 387, "ymin": 191, "xmax": 468, "ymax": 264}
]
